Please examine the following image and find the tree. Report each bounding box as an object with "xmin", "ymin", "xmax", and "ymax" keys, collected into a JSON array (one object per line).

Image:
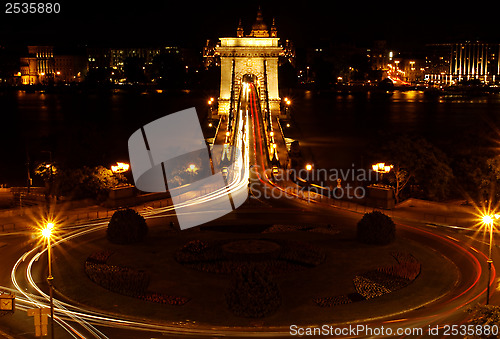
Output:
[
  {"xmin": 378, "ymin": 135, "xmax": 454, "ymax": 202},
  {"xmin": 86, "ymin": 166, "xmax": 124, "ymax": 201},
  {"xmin": 124, "ymin": 57, "xmax": 146, "ymax": 84},
  {"xmin": 85, "ymin": 68, "xmax": 111, "ymax": 85},
  {"xmin": 466, "ymin": 304, "xmax": 500, "ymax": 338},
  {"xmin": 34, "ymin": 162, "xmax": 58, "ymax": 181},
  {"xmin": 107, "ymin": 208, "xmax": 148, "ymax": 244},
  {"xmin": 54, "ymin": 165, "xmax": 125, "ymax": 201},
  {"xmin": 34, "ymin": 162, "xmax": 58, "ymax": 199},
  {"xmin": 151, "ymin": 53, "xmax": 185, "ymax": 89},
  {"xmin": 357, "ymin": 211, "xmax": 396, "ymax": 245}
]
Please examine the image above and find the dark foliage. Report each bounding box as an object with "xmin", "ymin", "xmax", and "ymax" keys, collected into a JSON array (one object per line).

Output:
[
  {"xmin": 226, "ymin": 268, "xmax": 281, "ymax": 318},
  {"xmin": 357, "ymin": 211, "xmax": 396, "ymax": 245},
  {"xmin": 467, "ymin": 304, "xmax": 500, "ymax": 339},
  {"xmin": 107, "ymin": 208, "xmax": 148, "ymax": 244}
]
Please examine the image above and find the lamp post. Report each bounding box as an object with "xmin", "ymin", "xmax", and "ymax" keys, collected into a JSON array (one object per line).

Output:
[
  {"xmin": 482, "ymin": 214, "xmax": 498, "ymax": 305},
  {"xmin": 111, "ymin": 162, "xmax": 130, "ymax": 174},
  {"xmin": 371, "ymin": 162, "xmax": 393, "ymax": 183},
  {"xmin": 41, "ymin": 222, "xmax": 55, "ymax": 339}
]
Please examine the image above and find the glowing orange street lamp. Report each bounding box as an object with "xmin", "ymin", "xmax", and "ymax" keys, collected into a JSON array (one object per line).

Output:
[
  {"xmin": 111, "ymin": 162, "xmax": 130, "ymax": 174},
  {"xmin": 305, "ymin": 164, "xmax": 313, "ymax": 171},
  {"xmin": 481, "ymin": 214, "xmax": 499, "ymax": 305},
  {"xmin": 41, "ymin": 221, "xmax": 55, "ymax": 339},
  {"xmin": 187, "ymin": 164, "xmax": 198, "ymax": 174},
  {"xmin": 372, "ymin": 162, "xmax": 394, "ymax": 184},
  {"xmin": 372, "ymin": 162, "xmax": 393, "ymax": 174}
]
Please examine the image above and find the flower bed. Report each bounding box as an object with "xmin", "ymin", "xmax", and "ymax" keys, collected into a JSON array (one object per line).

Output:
[
  {"xmin": 262, "ymin": 224, "xmax": 309, "ymax": 233},
  {"xmin": 139, "ymin": 292, "xmax": 190, "ymax": 306},
  {"xmin": 307, "ymin": 226, "xmax": 340, "ymax": 236},
  {"xmin": 353, "ymin": 275, "xmax": 391, "ymax": 299},
  {"xmin": 182, "ymin": 240, "xmax": 209, "ymax": 254},
  {"xmin": 84, "ymin": 251, "xmax": 189, "ymax": 306},
  {"xmin": 85, "ymin": 261, "xmax": 150, "ymax": 297},
  {"xmin": 277, "ymin": 240, "xmax": 326, "ymax": 267},
  {"xmin": 182, "ymin": 260, "xmax": 306, "ymax": 275},
  {"xmin": 313, "ymin": 251, "xmax": 421, "ymax": 307},
  {"xmin": 378, "ymin": 251, "xmax": 421, "ymax": 281},
  {"xmin": 175, "ymin": 238, "xmax": 326, "ymax": 276},
  {"xmin": 86, "ymin": 250, "xmax": 114, "ymax": 264},
  {"xmin": 313, "ymin": 295, "xmax": 352, "ymax": 307}
]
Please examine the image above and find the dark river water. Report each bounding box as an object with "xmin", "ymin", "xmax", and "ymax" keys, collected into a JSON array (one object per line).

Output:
[
  {"xmin": 288, "ymin": 90, "xmax": 500, "ymax": 171},
  {"xmin": 2, "ymin": 88, "xmax": 500, "ymax": 186}
]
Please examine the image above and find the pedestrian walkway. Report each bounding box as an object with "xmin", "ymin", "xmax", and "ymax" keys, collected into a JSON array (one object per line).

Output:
[{"xmin": 270, "ymin": 116, "xmax": 288, "ymax": 168}]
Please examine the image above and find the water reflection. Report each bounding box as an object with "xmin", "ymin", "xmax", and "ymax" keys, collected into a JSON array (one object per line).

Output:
[{"xmin": 291, "ymin": 90, "xmax": 500, "ymax": 171}]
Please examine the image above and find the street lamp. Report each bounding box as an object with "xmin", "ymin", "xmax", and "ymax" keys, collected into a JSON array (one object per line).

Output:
[
  {"xmin": 305, "ymin": 164, "xmax": 313, "ymax": 171},
  {"xmin": 372, "ymin": 162, "xmax": 393, "ymax": 174},
  {"xmin": 372, "ymin": 162, "xmax": 394, "ymax": 184},
  {"xmin": 111, "ymin": 162, "xmax": 130, "ymax": 174},
  {"xmin": 41, "ymin": 221, "xmax": 55, "ymax": 339},
  {"xmin": 481, "ymin": 214, "xmax": 499, "ymax": 305},
  {"xmin": 187, "ymin": 164, "xmax": 198, "ymax": 173}
]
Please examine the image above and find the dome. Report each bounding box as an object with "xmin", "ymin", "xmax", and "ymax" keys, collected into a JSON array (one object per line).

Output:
[
  {"xmin": 251, "ymin": 10, "xmax": 268, "ymax": 31},
  {"xmin": 249, "ymin": 8, "xmax": 269, "ymax": 38}
]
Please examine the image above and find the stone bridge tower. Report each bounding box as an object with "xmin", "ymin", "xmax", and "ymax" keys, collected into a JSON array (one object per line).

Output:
[{"xmin": 215, "ymin": 8, "xmax": 283, "ymax": 117}]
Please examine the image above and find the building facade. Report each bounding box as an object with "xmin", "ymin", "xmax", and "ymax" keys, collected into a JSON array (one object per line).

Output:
[
  {"xmin": 54, "ymin": 55, "xmax": 86, "ymax": 83},
  {"xmin": 425, "ymin": 42, "xmax": 500, "ymax": 84},
  {"xmin": 20, "ymin": 46, "xmax": 86, "ymax": 84},
  {"xmin": 20, "ymin": 46, "xmax": 54, "ymax": 85},
  {"xmin": 87, "ymin": 46, "xmax": 180, "ymax": 83}
]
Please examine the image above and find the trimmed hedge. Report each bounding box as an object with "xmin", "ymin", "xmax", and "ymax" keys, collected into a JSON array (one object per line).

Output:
[
  {"xmin": 357, "ymin": 211, "xmax": 396, "ymax": 245},
  {"xmin": 107, "ymin": 208, "xmax": 148, "ymax": 244}
]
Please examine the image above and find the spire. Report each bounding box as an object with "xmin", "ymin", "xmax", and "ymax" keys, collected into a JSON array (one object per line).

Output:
[
  {"xmin": 270, "ymin": 18, "xmax": 277, "ymax": 37},
  {"xmin": 237, "ymin": 18, "xmax": 244, "ymax": 37}
]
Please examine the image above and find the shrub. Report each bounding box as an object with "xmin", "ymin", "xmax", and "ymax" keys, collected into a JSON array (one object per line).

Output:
[
  {"xmin": 467, "ymin": 304, "xmax": 500, "ymax": 339},
  {"xmin": 226, "ymin": 268, "xmax": 281, "ymax": 318},
  {"xmin": 107, "ymin": 208, "xmax": 148, "ymax": 244},
  {"xmin": 356, "ymin": 211, "xmax": 396, "ymax": 245}
]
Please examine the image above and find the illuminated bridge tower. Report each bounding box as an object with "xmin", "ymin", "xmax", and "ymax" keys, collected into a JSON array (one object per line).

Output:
[{"xmin": 214, "ymin": 8, "xmax": 285, "ymax": 118}]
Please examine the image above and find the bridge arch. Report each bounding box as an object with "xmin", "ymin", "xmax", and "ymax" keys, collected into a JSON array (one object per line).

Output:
[{"xmin": 236, "ymin": 71, "xmax": 265, "ymax": 101}]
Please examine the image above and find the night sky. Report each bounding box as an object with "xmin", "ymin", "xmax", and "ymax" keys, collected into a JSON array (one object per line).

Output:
[{"xmin": 1, "ymin": 1, "xmax": 500, "ymax": 50}]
